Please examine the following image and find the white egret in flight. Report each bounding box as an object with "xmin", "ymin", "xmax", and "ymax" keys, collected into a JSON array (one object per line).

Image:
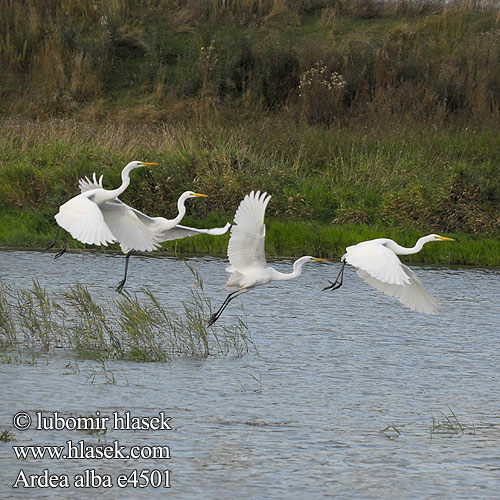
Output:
[
  {"xmin": 79, "ymin": 173, "xmax": 230, "ymax": 292},
  {"xmin": 208, "ymin": 190, "xmax": 326, "ymax": 326},
  {"xmin": 323, "ymin": 234, "xmax": 455, "ymax": 314},
  {"xmin": 47, "ymin": 160, "xmax": 158, "ymax": 258}
]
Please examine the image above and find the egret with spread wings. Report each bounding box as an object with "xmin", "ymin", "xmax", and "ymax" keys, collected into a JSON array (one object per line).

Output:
[
  {"xmin": 208, "ymin": 190, "xmax": 326, "ymax": 326},
  {"xmin": 323, "ymin": 234, "xmax": 455, "ymax": 314},
  {"xmin": 48, "ymin": 160, "xmax": 158, "ymax": 258},
  {"xmin": 79, "ymin": 173, "xmax": 230, "ymax": 292}
]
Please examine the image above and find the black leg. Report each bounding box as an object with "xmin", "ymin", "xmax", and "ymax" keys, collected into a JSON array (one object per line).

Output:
[
  {"xmin": 208, "ymin": 289, "xmax": 246, "ymax": 327},
  {"xmin": 115, "ymin": 250, "xmax": 135, "ymax": 293},
  {"xmin": 54, "ymin": 230, "xmax": 68, "ymax": 259},
  {"xmin": 323, "ymin": 261, "xmax": 345, "ymax": 291},
  {"xmin": 45, "ymin": 226, "xmax": 60, "ymax": 251}
]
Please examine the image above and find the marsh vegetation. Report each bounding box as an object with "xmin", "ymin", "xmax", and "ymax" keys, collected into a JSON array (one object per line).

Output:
[
  {"xmin": 0, "ymin": 266, "xmax": 253, "ymax": 361},
  {"xmin": 0, "ymin": 0, "xmax": 499, "ymax": 264}
]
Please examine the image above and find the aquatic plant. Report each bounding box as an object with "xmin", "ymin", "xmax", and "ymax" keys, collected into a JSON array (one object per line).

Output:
[
  {"xmin": 0, "ymin": 430, "xmax": 13, "ymax": 442},
  {"xmin": 381, "ymin": 424, "xmax": 401, "ymax": 439},
  {"xmin": 430, "ymin": 408, "xmax": 475, "ymax": 438},
  {"xmin": 0, "ymin": 266, "xmax": 253, "ymax": 361},
  {"xmin": 15, "ymin": 280, "xmax": 65, "ymax": 350},
  {"xmin": 86, "ymin": 359, "xmax": 118, "ymax": 385},
  {"xmin": 0, "ymin": 281, "xmax": 16, "ymax": 347}
]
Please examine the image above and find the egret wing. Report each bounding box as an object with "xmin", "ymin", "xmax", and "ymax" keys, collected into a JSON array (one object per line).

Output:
[
  {"xmin": 156, "ymin": 222, "xmax": 231, "ymax": 242},
  {"xmin": 124, "ymin": 205, "xmax": 229, "ymax": 241},
  {"xmin": 55, "ymin": 193, "xmax": 115, "ymax": 246},
  {"xmin": 79, "ymin": 173, "xmax": 103, "ymax": 193},
  {"xmin": 357, "ymin": 265, "xmax": 439, "ymax": 315},
  {"xmin": 99, "ymin": 199, "xmax": 160, "ymax": 253},
  {"xmin": 344, "ymin": 241, "xmax": 410, "ymax": 286},
  {"xmin": 228, "ymin": 191, "xmax": 271, "ymax": 272}
]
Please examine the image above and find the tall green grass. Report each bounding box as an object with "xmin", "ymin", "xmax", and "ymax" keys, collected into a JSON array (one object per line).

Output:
[
  {"xmin": 0, "ymin": 117, "xmax": 498, "ymax": 265},
  {"xmin": 0, "ymin": 268, "xmax": 253, "ymax": 361}
]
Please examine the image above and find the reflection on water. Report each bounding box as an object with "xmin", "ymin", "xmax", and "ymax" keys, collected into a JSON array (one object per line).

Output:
[{"xmin": 1, "ymin": 250, "xmax": 500, "ymax": 499}]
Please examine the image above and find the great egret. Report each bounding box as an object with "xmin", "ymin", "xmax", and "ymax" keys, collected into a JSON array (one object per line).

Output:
[
  {"xmin": 79, "ymin": 173, "xmax": 231, "ymax": 292},
  {"xmin": 208, "ymin": 190, "xmax": 326, "ymax": 326},
  {"xmin": 47, "ymin": 160, "xmax": 158, "ymax": 258},
  {"xmin": 323, "ymin": 234, "xmax": 455, "ymax": 314}
]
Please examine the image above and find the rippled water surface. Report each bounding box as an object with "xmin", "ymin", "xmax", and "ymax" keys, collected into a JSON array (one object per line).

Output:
[{"xmin": 1, "ymin": 249, "xmax": 499, "ymax": 499}]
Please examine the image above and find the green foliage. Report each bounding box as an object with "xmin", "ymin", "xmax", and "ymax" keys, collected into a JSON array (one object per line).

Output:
[
  {"xmin": 3, "ymin": 0, "xmax": 500, "ymax": 122},
  {"xmin": 0, "ymin": 269, "xmax": 253, "ymax": 360},
  {"xmin": 1, "ymin": 1, "xmax": 500, "ymax": 265},
  {"xmin": 0, "ymin": 117, "xmax": 499, "ymax": 265},
  {"xmin": 430, "ymin": 408, "xmax": 475, "ymax": 438},
  {"xmin": 0, "ymin": 281, "xmax": 16, "ymax": 347},
  {"xmin": 0, "ymin": 429, "xmax": 13, "ymax": 442}
]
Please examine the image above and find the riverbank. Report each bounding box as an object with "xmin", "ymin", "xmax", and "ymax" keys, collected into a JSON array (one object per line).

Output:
[
  {"xmin": 0, "ymin": 117, "xmax": 499, "ymax": 266},
  {"xmin": 1, "ymin": 1, "xmax": 500, "ymax": 265},
  {"xmin": 2, "ymin": 211, "xmax": 499, "ymax": 267}
]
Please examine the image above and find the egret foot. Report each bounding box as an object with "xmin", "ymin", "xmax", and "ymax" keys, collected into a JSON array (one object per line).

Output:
[
  {"xmin": 207, "ymin": 314, "xmax": 218, "ymax": 327},
  {"xmin": 323, "ymin": 261, "xmax": 345, "ymax": 291},
  {"xmin": 54, "ymin": 247, "xmax": 67, "ymax": 259},
  {"xmin": 322, "ymin": 280, "xmax": 342, "ymax": 291}
]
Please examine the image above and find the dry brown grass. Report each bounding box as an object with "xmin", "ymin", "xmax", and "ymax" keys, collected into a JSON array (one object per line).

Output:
[{"xmin": 2, "ymin": 0, "xmax": 500, "ymax": 126}]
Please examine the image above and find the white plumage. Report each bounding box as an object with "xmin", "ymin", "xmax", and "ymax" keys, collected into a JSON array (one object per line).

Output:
[
  {"xmin": 79, "ymin": 173, "xmax": 230, "ymax": 291},
  {"xmin": 208, "ymin": 190, "xmax": 326, "ymax": 326},
  {"xmin": 226, "ymin": 190, "xmax": 271, "ymax": 279},
  {"xmin": 325, "ymin": 235, "xmax": 455, "ymax": 315},
  {"xmin": 80, "ymin": 173, "xmax": 229, "ymax": 251},
  {"xmin": 55, "ymin": 194, "xmax": 116, "ymax": 246},
  {"xmin": 54, "ymin": 160, "xmax": 157, "ymax": 249}
]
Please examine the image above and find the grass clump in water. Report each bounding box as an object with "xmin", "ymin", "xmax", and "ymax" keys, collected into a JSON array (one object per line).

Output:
[
  {"xmin": 15, "ymin": 280, "xmax": 65, "ymax": 350},
  {"xmin": 430, "ymin": 408, "xmax": 475, "ymax": 438},
  {"xmin": 0, "ymin": 281, "xmax": 16, "ymax": 347},
  {"xmin": 0, "ymin": 266, "xmax": 253, "ymax": 361},
  {"xmin": 0, "ymin": 429, "xmax": 13, "ymax": 442}
]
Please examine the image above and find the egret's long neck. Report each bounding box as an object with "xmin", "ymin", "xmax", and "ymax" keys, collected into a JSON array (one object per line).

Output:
[
  {"xmin": 393, "ymin": 235, "xmax": 434, "ymax": 255},
  {"xmin": 106, "ymin": 163, "xmax": 136, "ymax": 199},
  {"xmin": 171, "ymin": 193, "xmax": 188, "ymax": 226},
  {"xmin": 273, "ymin": 257, "xmax": 309, "ymax": 281},
  {"xmin": 148, "ymin": 193, "xmax": 190, "ymax": 233}
]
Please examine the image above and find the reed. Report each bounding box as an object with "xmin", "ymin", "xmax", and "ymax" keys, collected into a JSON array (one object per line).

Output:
[
  {"xmin": 0, "ymin": 267, "xmax": 253, "ymax": 361},
  {"xmin": 0, "ymin": 281, "xmax": 16, "ymax": 347},
  {"xmin": 430, "ymin": 408, "xmax": 475, "ymax": 437},
  {"xmin": 0, "ymin": 430, "xmax": 13, "ymax": 442},
  {"xmin": 15, "ymin": 280, "xmax": 65, "ymax": 350}
]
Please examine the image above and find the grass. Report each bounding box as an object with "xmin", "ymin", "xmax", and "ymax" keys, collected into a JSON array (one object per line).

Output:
[
  {"xmin": 4, "ymin": 0, "xmax": 500, "ymax": 124},
  {"xmin": 1, "ymin": 1, "xmax": 500, "ymax": 265},
  {"xmin": 0, "ymin": 266, "xmax": 254, "ymax": 361},
  {"xmin": 430, "ymin": 408, "xmax": 475, "ymax": 438},
  {"xmin": 0, "ymin": 430, "xmax": 13, "ymax": 442},
  {"xmin": 0, "ymin": 118, "xmax": 498, "ymax": 266}
]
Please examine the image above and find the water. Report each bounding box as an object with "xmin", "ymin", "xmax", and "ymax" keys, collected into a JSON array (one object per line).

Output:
[{"xmin": 1, "ymin": 249, "xmax": 499, "ymax": 499}]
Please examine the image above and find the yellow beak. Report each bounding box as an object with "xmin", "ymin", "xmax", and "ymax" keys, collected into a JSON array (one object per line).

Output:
[
  {"xmin": 140, "ymin": 162, "xmax": 158, "ymax": 166},
  {"xmin": 193, "ymin": 193, "xmax": 208, "ymax": 198},
  {"xmin": 436, "ymin": 236, "xmax": 455, "ymax": 241},
  {"xmin": 313, "ymin": 258, "xmax": 328, "ymax": 262}
]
